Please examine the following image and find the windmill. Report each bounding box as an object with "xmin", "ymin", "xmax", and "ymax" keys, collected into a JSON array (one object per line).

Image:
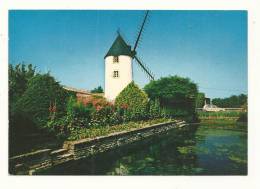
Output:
[
  {"xmin": 104, "ymin": 10, "xmax": 154, "ymax": 101},
  {"xmin": 132, "ymin": 10, "xmax": 154, "ymax": 81}
]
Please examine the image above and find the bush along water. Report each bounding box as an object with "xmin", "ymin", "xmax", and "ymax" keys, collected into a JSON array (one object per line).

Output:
[
  {"xmin": 144, "ymin": 75, "xmax": 199, "ymax": 122},
  {"xmin": 115, "ymin": 82, "xmax": 149, "ymax": 121},
  {"xmin": 46, "ymin": 82, "xmax": 168, "ymax": 139}
]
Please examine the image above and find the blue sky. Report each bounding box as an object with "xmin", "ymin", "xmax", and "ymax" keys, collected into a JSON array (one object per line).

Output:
[{"xmin": 9, "ymin": 10, "xmax": 247, "ymax": 98}]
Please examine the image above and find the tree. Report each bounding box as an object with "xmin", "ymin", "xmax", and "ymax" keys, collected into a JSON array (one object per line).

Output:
[
  {"xmin": 9, "ymin": 63, "xmax": 36, "ymax": 104},
  {"xmin": 144, "ymin": 75, "xmax": 198, "ymax": 120},
  {"xmin": 9, "ymin": 63, "xmax": 37, "ymax": 136},
  {"xmin": 91, "ymin": 86, "xmax": 103, "ymax": 93},
  {"xmin": 212, "ymin": 94, "xmax": 247, "ymax": 108},
  {"xmin": 196, "ymin": 92, "xmax": 205, "ymax": 108},
  {"xmin": 15, "ymin": 73, "xmax": 71, "ymax": 129}
]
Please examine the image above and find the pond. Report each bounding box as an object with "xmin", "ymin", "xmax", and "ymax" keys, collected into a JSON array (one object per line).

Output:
[{"xmin": 39, "ymin": 120, "xmax": 247, "ymax": 175}]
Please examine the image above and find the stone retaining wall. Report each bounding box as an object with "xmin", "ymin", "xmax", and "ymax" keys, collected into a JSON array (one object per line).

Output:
[{"xmin": 9, "ymin": 120, "xmax": 187, "ymax": 175}]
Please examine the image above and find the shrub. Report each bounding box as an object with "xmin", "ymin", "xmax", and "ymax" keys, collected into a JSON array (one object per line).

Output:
[
  {"xmin": 46, "ymin": 116, "xmax": 69, "ymax": 138},
  {"xmin": 144, "ymin": 75, "xmax": 198, "ymax": 121},
  {"xmin": 115, "ymin": 82, "xmax": 149, "ymax": 121},
  {"xmin": 15, "ymin": 73, "xmax": 72, "ymax": 129},
  {"xmin": 90, "ymin": 105, "xmax": 123, "ymax": 127},
  {"xmin": 148, "ymin": 98, "xmax": 164, "ymax": 119},
  {"xmin": 66, "ymin": 97, "xmax": 95, "ymax": 128},
  {"xmin": 80, "ymin": 95, "xmax": 111, "ymax": 111}
]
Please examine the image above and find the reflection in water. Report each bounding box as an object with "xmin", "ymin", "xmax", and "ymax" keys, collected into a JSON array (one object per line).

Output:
[{"xmin": 40, "ymin": 121, "xmax": 247, "ymax": 175}]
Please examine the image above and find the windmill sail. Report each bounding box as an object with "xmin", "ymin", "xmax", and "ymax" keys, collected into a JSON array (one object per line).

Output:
[
  {"xmin": 134, "ymin": 56, "xmax": 154, "ymax": 80},
  {"xmin": 132, "ymin": 10, "xmax": 155, "ymax": 81},
  {"xmin": 133, "ymin": 11, "xmax": 150, "ymax": 52}
]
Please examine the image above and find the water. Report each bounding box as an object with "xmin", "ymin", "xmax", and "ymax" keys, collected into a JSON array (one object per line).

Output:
[{"xmin": 40, "ymin": 120, "xmax": 247, "ymax": 175}]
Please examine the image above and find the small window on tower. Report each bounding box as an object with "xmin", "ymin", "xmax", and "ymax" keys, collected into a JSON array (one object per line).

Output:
[
  {"xmin": 113, "ymin": 71, "xmax": 119, "ymax": 78},
  {"xmin": 113, "ymin": 56, "xmax": 119, "ymax": 63}
]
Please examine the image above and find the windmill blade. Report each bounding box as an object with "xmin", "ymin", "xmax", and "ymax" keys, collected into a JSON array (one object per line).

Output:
[
  {"xmin": 133, "ymin": 10, "xmax": 150, "ymax": 52},
  {"xmin": 134, "ymin": 55, "xmax": 154, "ymax": 81}
]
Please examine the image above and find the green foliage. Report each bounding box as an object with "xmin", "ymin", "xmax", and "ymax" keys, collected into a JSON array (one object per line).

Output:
[
  {"xmin": 9, "ymin": 64, "xmax": 38, "ymax": 136},
  {"xmin": 67, "ymin": 118, "xmax": 172, "ymax": 141},
  {"xmin": 90, "ymin": 106, "xmax": 123, "ymax": 127},
  {"xmin": 115, "ymin": 82, "xmax": 149, "ymax": 121},
  {"xmin": 46, "ymin": 96, "xmax": 95, "ymax": 137},
  {"xmin": 9, "ymin": 64, "xmax": 76, "ymax": 154},
  {"xmin": 144, "ymin": 75, "xmax": 198, "ymax": 120},
  {"xmin": 46, "ymin": 116, "xmax": 69, "ymax": 138},
  {"xmin": 66, "ymin": 97, "xmax": 95, "ymax": 128},
  {"xmin": 9, "ymin": 63, "xmax": 36, "ymax": 104},
  {"xmin": 91, "ymin": 86, "xmax": 104, "ymax": 93},
  {"xmin": 15, "ymin": 73, "xmax": 71, "ymax": 129},
  {"xmin": 148, "ymin": 99, "xmax": 166, "ymax": 119},
  {"xmin": 198, "ymin": 111, "xmax": 241, "ymax": 118},
  {"xmin": 196, "ymin": 92, "xmax": 205, "ymax": 108},
  {"xmin": 212, "ymin": 94, "xmax": 247, "ymax": 108}
]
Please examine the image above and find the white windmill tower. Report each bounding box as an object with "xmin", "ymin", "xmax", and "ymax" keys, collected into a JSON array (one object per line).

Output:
[{"xmin": 104, "ymin": 11, "xmax": 154, "ymax": 101}]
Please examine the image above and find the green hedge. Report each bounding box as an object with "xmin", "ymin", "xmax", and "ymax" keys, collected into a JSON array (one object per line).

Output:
[
  {"xmin": 115, "ymin": 82, "xmax": 149, "ymax": 121},
  {"xmin": 15, "ymin": 74, "xmax": 71, "ymax": 129},
  {"xmin": 144, "ymin": 75, "xmax": 198, "ymax": 121}
]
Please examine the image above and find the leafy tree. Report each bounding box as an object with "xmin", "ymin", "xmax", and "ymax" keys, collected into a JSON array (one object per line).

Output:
[
  {"xmin": 15, "ymin": 73, "xmax": 71, "ymax": 129},
  {"xmin": 212, "ymin": 94, "xmax": 247, "ymax": 108},
  {"xmin": 9, "ymin": 63, "xmax": 36, "ymax": 104},
  {"xmin": 148, "ymin": 98, "xmax": 166, "ymax": 119},
  {"xmin": 9, "ymin": 63, "xmax": 37, "ymax": 138},
  {"xmin": 196, "ymin": 92, "xmax": 205, "ymax": 108},
  {"xmin": 115, "ymin": 82, "xmax": 148, "ymax": 121},
  {"xmin": 144, "ymin": 75, "xmax": 198, "ymax": 121},
  {"xmin": 91, "ymin": 86, "xmax": 103, "ymax": 93}
]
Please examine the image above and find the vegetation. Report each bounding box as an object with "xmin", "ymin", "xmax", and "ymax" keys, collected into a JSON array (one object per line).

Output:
[
  {"xmin": 198, "ymin": 111, "xmax": 241, "ymax": 119},
  {"xmin": 144, "ymin": 75, "xmax": 198, "ymax": 122},
  {"xmin": 16, "ymin": 73, "xmax": 71, "ymax": 128},
  {"xmin": 115, "ymin": 82, "xmax": 149, "ymax": 121},
  {"xmin": 9, "ymin": 64, "xmax": 75, "ymax": 155},
  {"xmin": 91, "ymin": 86, "xmax": 103, "ymax": 93},
  {"xmin": 9, "ymin": 64, "xmax": 36, "ymax": 103},
  {"xmin": 67, "ymin": 118, "xmax": 172, "ymax": 141},
  {"xmin": 196, "ymin": 92, "xmax": 205, "ymax": 108},
  {"xmin": 9, "ymin": 64, "xmax": 212, "ymax": 156},
  {"xmin": 46, "ymin": 81, "xmax": 167, "ymax": 140},
  {"xmin": 9, "ymin": 64, "xmax": 37, "ymax": 135},
  {"xmin": 212, "ymin": 94, "xmax": 247, "ymax": 108}
]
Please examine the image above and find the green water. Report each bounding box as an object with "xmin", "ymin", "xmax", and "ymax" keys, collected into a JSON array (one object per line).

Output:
[{"xmin": 40, "ymin": 120, "xmax": 247, "ymax": 175}]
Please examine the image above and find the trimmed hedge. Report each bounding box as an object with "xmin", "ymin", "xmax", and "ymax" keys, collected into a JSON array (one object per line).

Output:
[
  {"xmin": 15, "ymin": 73, "xmax": 71, "ymax": 129},
  {"xmin": 115, "ymin": 82, "xmax": 149, "ymax": 121}
]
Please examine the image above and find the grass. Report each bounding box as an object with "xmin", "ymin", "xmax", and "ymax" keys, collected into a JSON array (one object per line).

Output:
[
  {"xmin": 198, "ymin": 111, "xmax": 241, "ymax": 120},
  {"xmin": 199, "ymin": 119, "xmax": 247, "ymax": 132},
  {"xmin": 67, "ymin": 118, "xmax": 174, "ymax": 141}
]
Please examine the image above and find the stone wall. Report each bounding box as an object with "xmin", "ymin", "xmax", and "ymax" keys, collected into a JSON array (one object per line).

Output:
[
  {"xmin": 9, "ymin": 120, "xmax": 187, "ymax": 175},
  {"xmin": 64, "ymin": 120, "xmax": 187, "ymax": 160}
]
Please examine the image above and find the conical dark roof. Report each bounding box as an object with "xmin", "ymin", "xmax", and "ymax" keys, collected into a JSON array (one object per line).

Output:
[{"xmin": 104, "ymin": 34, "xmax": 133, "ymax": 58}]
